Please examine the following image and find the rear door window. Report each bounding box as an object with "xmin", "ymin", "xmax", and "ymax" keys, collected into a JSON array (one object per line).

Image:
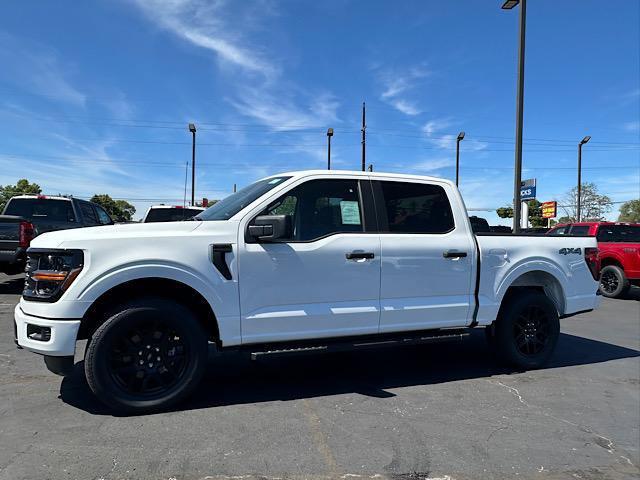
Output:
[
  {"xmin": 375, "ymin": 181, "xmax": 454, "ymax": 234},
  {"xmin": 4, "ymin": 198, "xmax": 75, "ymax": 222}
]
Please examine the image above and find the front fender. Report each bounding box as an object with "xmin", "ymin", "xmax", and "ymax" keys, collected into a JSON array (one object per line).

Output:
[{"xmin": 76, "ymin": 261, "xmax": 226, "ymax": 312}]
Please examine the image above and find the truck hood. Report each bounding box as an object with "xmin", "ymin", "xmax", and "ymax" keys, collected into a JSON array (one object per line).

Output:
[{"xmin": 29, "ymin": 220, "xmax": 212, "ymax": 249}]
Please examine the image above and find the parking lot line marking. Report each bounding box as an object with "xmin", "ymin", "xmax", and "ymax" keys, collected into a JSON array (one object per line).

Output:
[{"xmin": 302, "ymin": 398, "xmax": 339, "ymax": 474}]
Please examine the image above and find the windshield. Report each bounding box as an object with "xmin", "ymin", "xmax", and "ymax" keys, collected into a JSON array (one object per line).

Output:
[{"xmin": 196, "ymin": 176, "xmax": 291, "ymax": 221}]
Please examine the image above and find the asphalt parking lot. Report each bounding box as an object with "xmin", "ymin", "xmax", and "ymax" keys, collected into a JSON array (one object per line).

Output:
[{"xmin": 0, "ymin": 273, "xmax": 638, "ymax": 480}]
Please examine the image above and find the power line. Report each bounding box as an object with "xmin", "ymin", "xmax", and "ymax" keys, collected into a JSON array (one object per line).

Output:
[
  {"xmin": 4, "ymin": 111, "xmax": 638, "ymax": 146},
  {"xmin": 1, "ymin": 152, "xmax": 638, "ymax": 172}
]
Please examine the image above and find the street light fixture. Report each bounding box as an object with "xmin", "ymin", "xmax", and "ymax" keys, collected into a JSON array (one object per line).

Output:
[
  {"xmin": 577, "ymin": 135, "xmax": 591, "ymax": 222},
  {"xmin": 502, "ymin": 0, "xmax": 527, "ymax": 232},
  {"xmin": 455, "ymin": 131, "xmax": 465, "ymax": 187},
  {"xmin": 188, "ymin": 123, "xmax": 196, "ymax": 206},
  {"xmin": 326, "ymin": 128, "xmax": 334, "ymax": 170},
  {"xmin": 501, "ymin": 0, "xmax": 519, "ymax": 9}
]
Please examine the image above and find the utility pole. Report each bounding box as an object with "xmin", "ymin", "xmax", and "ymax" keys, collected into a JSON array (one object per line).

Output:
[
  {"xmin": 502, "ymin": 0, "xmax": 527, "ymax": 233},
  {"xmin": 326, "ymin": 128, "xmax": 334, "ymax": 170},
  {"xmin": 183, "ymin": 161, "xmax": 188, "ymax": 208},
  {"xmin": 361, "ymin": 102, "xmax": 366, "ymax": 172},
  {"xmin": 577, "ymin": 135, "xmax": 591, "ymax": 222},
  {"xmin": 455, "ymin": 132, "xmax": 465, "ymax": 187},
  {"xmin": 233, "ymin": 183, "xmax": 237, "ymax": 193},
  {"xmin": 189, "ymin": 123, "xmax": 197, "ymax": 206}
]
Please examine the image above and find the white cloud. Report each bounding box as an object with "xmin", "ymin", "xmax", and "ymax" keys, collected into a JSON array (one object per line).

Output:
[
  {"xmin": 388, "ymin": 99, "xmax": 421, "ymax": 116},
  {"xmin": 413, "ymin": 158, "xmax": 455, "ymax": 172},
  {"xmin": 623, "ymin": 120, "xmax": 639, "ymax": 133},
  {"xmin": 0, "ymin": 31, "xmax": 86, "ymax": 106},
  {"xmin": 130, "ymin": 0, "xmax": 277, "ymax": 78},
  {"xmin": 375, "ymin": 64, "xmax": 430, "ymax": 116},
  {"xmin": 228, "ymin": 88, "xmax": 339, "ymax": 131},
  {"xmin": 423, "ymin": 118, "xmax": 452, "ymax": 136}
]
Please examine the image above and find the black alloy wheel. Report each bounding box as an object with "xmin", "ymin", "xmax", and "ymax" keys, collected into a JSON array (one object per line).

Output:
[
  {"xmin": 493, "ymin": 291, "xmax": 560, "ymax": 369},
  {"xmin": 513, "ymin": 305, "xmax": 551, "ymax": 356},
  {"xmin": 84, "ymin": 298, "xmax": 208, "ymax": 413},
  {"xmin": 108, "ymin": 319, "xmax": 188, "ymax": 397}
]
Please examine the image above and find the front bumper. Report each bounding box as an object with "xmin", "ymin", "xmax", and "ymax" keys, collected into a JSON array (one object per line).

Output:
[{"xmin": 14, "ymin": 304, "xmax": 80, "ymax": 357}]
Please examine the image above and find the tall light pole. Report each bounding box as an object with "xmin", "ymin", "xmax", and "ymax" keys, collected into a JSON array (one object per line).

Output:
[
  {"xmin": 327, "ymin": 128, "xmax": 334, "ymax": 170},
  {"xmin": 502, "ymin": 0, "xmax": 526, "ymax": 233},
  {"xmin": 455, "ymin": 131, "xmax": 465, "ymax": 187},
  {"xmin": 577, "ymin": 135, "xmax": 591, "ymax": 222},
  {"xmin": 188, "ymin": 123, "xmax": 197, "ymax": 206},
  {"xmin": 361, "ymin": 102, "xmax": 366, "ymax": 172}
]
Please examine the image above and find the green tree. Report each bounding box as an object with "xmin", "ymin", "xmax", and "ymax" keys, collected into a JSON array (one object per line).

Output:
[
  {"xmin": 90, "ymin": 194, "xmax": 136, "ymax": 222},
  {"xmin": 561, "ymin": 182, "xmax": 612, "ymax": 221},
  {"xmin": 0, "ymin": 179, "xmax": 42, "ymax": 212},
  {"xmin": 618, "ymin": 199, "xmax": 640, "ymax": 222},
  {"xmin": 496, "ymin": 199, "xmax": 545, "ymax": 227}
]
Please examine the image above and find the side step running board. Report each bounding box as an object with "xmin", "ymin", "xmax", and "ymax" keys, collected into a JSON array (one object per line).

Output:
[{"xmin": 249, "ymin": 329, "xmax": 470, "ymax": 360}]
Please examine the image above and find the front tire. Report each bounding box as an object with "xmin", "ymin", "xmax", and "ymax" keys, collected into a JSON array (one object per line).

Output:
[
  {"xmin": 494, "ymin": 291, "xmax": 560, "ymax": 370},
  {"xmin": 599, "ymin": 265, "xmax": 630, "ymax": 298},
  {"xmin": 84, "ymin": 298, "xmax": 208, "ymax": 413}
]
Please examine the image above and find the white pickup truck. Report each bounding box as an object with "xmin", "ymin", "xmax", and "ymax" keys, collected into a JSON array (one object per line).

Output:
[{"xmin": 14, "ymin": 170, "xmax": 601, "ymax": 412}]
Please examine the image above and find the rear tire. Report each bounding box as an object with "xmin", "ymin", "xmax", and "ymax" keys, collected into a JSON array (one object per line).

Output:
[
  {"xmin": 599, "ymin": 265, "xmax": 630, "ymax": 299},
  {"xmin": 494, "ymin": 291, "xmax": 560, "ymax": 370},
  {"xmin": 84, "ymin": 298, "xmax": 208, "ymax": 413}
]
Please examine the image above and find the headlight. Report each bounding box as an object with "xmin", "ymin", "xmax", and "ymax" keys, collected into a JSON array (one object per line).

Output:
[{"xmin": 23, "ymin": 249, "xmax": 84, "ymax": 302}]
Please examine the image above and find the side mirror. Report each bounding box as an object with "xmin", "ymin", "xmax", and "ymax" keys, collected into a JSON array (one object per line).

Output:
[{"xmin": 247, "ymin": 215, "xmax": 291, "ymax": 242}]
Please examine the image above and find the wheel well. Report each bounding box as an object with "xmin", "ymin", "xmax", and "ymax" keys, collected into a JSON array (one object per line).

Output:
[
  {"xmin": 600, "ymin": 257, "xmax": 623, "ymax": 270},
  {"xmin": 501, "ymin": 270, "xmax": 565, "ymax": 316},
  {"xmin": 80, "ymin": 278, "xmax": 220, "ymax": 345}
]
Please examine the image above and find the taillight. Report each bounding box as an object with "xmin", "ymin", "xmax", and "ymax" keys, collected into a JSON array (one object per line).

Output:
[
  {"xmin": 18, "ymin": 221, "xmax": 35, "ymax": 248},
  {"xmin": 584, "ymin": 247, "xmax": 600, "ymax": 281}
]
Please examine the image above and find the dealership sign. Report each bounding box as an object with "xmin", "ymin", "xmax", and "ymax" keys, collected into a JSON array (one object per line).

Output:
[
  {"xmin": 542, "ymin": 201, "xmax": 557, "ymax": 218},
  {"xmin": 520, "ymin": 178, "xmax": 536, "ymax": 201}
]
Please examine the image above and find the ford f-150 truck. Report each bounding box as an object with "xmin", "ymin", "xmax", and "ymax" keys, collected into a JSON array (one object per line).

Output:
[
  {"xmin": 14, "ymin": 170, "xmax": 601, "ymax": 412},
  {"xmin": 548, "ymin": 222, "xmax": 640, "ymax": 298}
]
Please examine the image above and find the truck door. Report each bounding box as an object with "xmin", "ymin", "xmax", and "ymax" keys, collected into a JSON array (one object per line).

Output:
[
  {"xmin": 373, "ymin": 179, "xmax": 475, "ymax": 332},
  {"xmin": 238, "ymin": 177, "xmax": 381, "ymax": 344}
]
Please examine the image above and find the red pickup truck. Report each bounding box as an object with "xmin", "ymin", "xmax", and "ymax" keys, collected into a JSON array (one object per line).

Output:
[{"xmin": 547, "ymin": 222, "xmax": 640, "ymax": 298}]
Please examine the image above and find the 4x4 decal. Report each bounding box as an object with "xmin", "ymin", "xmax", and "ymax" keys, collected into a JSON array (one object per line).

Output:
[{"xmin": 559, "ymin": 247, "xmax": 582, "ymax": 255}]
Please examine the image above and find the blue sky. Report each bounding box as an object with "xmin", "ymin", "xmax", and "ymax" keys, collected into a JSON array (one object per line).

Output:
[{"xmin": 1, "ymin": 0, "xmax": 638, "ymax": 223}]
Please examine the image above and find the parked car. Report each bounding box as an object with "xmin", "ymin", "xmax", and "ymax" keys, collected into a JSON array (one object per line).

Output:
[
  {"xmin": 490, "ymin": 225, "xmax": 512, "ymax": 233},
  {"xmin": 469, "ymin": 215, "xmax": 491, "ymax": 233},
  {"xmin": 548, "ymin": 222, "xmax": 640, "ymax": 298},
  {"xmin": 0, "ymin": 216, "xmax": 35, "ymax": 274},
  {"xmin": 142, "ymin": 205, "xmax": 205, "ymax": 223},
  {"xmin": 0, "ymin": 195, "xmax": 113, "ymax": 274},
  {"xmin": 15, "ymin": 170, "xmax": 601, "ymax": 412}
]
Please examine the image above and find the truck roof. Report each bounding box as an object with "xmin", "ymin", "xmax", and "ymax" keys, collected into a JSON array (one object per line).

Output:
[
  {"xmin": 266, "ymin": 169, "xmax": 454, "ymax": 185},
  {"xmin": 8, "ymin": 195, "xmax": 73, "ymax": 201}
]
